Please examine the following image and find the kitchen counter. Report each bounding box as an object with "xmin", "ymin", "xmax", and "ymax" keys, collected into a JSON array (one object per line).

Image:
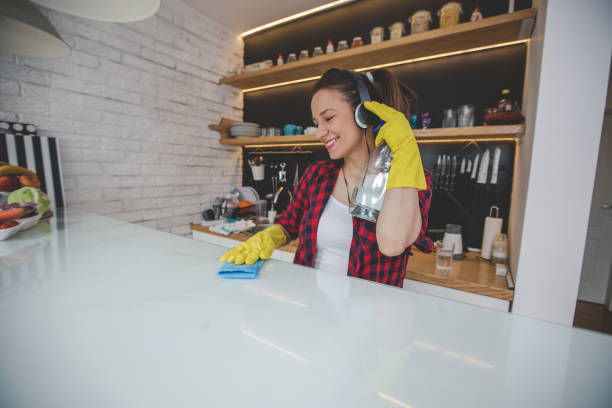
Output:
[
  {"xmin": 2, "ymin": 209, "xmax": 612, "ymax": 408},
  {"xmin": 191, "ymin": 224, "xmax": 513, "ymax": 302}
]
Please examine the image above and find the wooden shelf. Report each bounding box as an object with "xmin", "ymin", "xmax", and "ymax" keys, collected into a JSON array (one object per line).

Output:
[
  {"xmin": 218, "ymin": 125, "xmax": 524, "ymax": 146},
  {"xmin": 220, "ymin": 8, "xmax": 536, "ymax": 90}
]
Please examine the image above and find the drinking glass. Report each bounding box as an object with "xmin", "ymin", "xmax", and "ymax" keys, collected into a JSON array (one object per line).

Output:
[{"xmin": 435, "ymin": 240, "xmax": 454, "ymax": 271}]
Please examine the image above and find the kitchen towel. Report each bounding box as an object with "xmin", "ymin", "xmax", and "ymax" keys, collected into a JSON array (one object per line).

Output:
[{"xmin": 218, "ymin": 259, "xmax": 265, "ymax": 279}]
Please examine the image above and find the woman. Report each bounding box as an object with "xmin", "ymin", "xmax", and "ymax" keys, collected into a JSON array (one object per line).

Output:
[{"xmin": 221, "ymin": 68, "xmax": 432, "ymax": 288}]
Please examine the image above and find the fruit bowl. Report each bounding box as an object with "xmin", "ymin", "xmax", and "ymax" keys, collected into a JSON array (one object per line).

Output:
[{"xmin": 0, "ymin": 220, "xmax": 21, "ymax": 240}]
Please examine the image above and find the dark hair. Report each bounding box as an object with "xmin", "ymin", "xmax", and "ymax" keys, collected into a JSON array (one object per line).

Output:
[{"xmin": 312, "ymin": 68, "xmax": 419, "ymax": 118}]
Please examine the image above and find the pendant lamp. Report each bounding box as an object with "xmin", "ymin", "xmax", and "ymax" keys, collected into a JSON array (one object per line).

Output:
[
  {"xmin": 30, "ymin": 0, "xmax": 161, "ymax": 23},
  {"xmin": 0, "ymin": 0, "xmax": 70, "ymax": 58}
]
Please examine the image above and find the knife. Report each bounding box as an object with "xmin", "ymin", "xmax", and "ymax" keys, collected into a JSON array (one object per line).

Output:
[
  {"xmin": 471, "ymin": 154, "xmax": 479, "ymax": 179},
  {"xmin": 439, "ymin": 155, "xmax": 446, "ymax": 190},
  {"xmin": 460, "ymin": 157, "xmax": 466, "ymax": 174},
  {"xmin": 293, "ymin": 162, "xmax": 299, "ymax": 188},
  {"xmin": 434, "ymin": 154, "xmax": 441, "ymax": 190},
  {"xmin": 444, "ymin": 154, "xmax": 452, "ymax": 191},
  {"xmin": 450, "ymin": 155, "xmax": 457, "ymax": 191},
  {"xmin": 490, "ymin": 147, "xmax": 501, "ymax": 184},
  {"xmin": 466, "ymin": 159, "xmax": 472, "ymax": 173},
  {"xmin": 477, "ymin": 149, "xmax": 489, "ymax": 184}
]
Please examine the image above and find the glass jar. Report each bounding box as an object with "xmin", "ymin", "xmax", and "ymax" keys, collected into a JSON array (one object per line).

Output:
[
  {"xmin": 326, "ymin": 40, "xmax": 334, "ymax": 54},
  {"xmin": 313, "ymin": 46, "xmax": 323, "ymax": 57},
  {"xmin": 351, "ymin": 36, "xmax": 364, "ymax": 48},
  {"xmin": 370, "ymin": 26, "xmax": 384, "ymax": 44},
  {"xmin": 287, "ymin": 53, "xmax": 297, "ymax": 63},
  {"xmin": 491, "ymin": 233, "xmax": 508, "ymax": 265},
  {"xmin": 337, "ymin": 40, "xmax": 348, "ymax": 51},
  {"xmin": 409, "ymin": 10, "xmax": 432, "ymax": 34},
  {"xmin": 442, "ymin": 108, "xmax": 457, "ymax": 127},
  {"xmin": 438, "ymin": 2, "xmax": 463, "ymax": 28},
  {"xmin": 457, "ymin": 104, "xmax": 475, "ymax": 127},
  {"xmin": 277, "ymin": 53, "xmax": 284, "ymax": 65},
  {"xmin": 389, "ymin": 21, "xmax": 405, "ymax": 40},
  {"xmin": 299, "ymin": 50, "xmax": 309, "ymax": 60}
]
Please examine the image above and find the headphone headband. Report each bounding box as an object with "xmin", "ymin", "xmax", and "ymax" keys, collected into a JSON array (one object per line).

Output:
[{"xmin": 349, "ymin": 71, "xmax": 371, "ymax": 105}]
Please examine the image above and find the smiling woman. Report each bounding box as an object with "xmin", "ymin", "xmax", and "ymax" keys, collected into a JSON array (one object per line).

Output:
[{"xmin": 222, "ymin": 68, "xmax": 433, "ymax": 288}]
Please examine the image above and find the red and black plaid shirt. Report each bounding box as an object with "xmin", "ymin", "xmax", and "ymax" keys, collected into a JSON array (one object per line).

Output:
[{"xmin": 275, "ymin": 160, "xmax": 433, "ymax": 288}]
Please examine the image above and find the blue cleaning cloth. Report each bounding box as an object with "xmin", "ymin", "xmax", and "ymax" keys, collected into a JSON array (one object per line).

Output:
[{"xmin": 218, "ymin": 259, "xmax": 265, "ymax": 279}]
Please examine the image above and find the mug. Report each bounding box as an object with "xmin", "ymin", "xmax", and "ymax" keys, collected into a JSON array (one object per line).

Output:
[
  {"xmin": 283, "ymin": 124, "xmax": 296, "ymax": 135},
  {"xmin": 295, "ymin": 125, "xmax": 304, "ymax": 135}
]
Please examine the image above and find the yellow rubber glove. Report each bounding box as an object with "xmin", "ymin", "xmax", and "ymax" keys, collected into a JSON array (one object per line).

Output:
[
  {"xmin": 364, "ymin": 101, "xmax": 427, "ymax": 191},
  {"xmin": 220, "ymin": 225, "xmax": 287, "ymax": 265}
]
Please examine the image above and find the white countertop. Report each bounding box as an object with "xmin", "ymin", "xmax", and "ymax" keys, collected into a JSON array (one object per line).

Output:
[{"xmin": 1, "ymin": 209, "xmax": 611, "ymax": 408}]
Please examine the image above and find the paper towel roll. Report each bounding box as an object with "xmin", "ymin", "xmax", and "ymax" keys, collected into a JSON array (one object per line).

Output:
[{"xmin": 481, "ymin": 216, "xmax": 503, "ymax": 259}]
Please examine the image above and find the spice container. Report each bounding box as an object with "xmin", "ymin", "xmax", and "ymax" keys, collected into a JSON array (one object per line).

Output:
[
  {"xmin": 326, "ymin": 40, "xmax": 334, "ymax": 54},
  {"xmin": 351, "ymin": 36, "xmax": 364, "ymax": 48},
  {"xmin": 287, "ymin": 53, "xmax": 297, "ymax": 63},
  {"xmin": 409, "ymin": 10, "xmax": 432, "ymax": 34},
  {"xmin": 277, "ymin": 53, "xmax": 284, "ymax": 66},
  {"xmin": 471, "ymin": 6, "xmax": 483, "ymax": 21},
  {"xmin": 313, "ymin": 46, "xmax": 323, "ymax": 57},
  {"xmin": 337, "ymin": 40, "xmax": 348, "ymax": 51},
  {"xmin": 389, "ymin": 21, "xmax": 405, "ymax": 40},
  {"xmin": 299, "ymin": 50, "xmax": 309, "ymax": 60},
  {"xmin": 370, "ymin": 26, "xmax": 384, "ymax": 44},
  {"xmin": 438, "ymin": 2, "xmax": 463, "ymax": 28}
]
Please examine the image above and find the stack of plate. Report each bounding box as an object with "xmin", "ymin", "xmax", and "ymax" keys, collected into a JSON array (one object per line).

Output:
[{"xmin": 230, "ymin": 122, "xmax": 260, "ymax": 138}]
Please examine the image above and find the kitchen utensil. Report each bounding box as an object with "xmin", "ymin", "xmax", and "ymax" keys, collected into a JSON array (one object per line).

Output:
[
  {"xmin": 477, "ymin": 149, "xmax": 489, "ymax": 184},
  {"xmin": 433, "ymin": 154, "xmax": 441, "ymax": 190},
  {"xmin": 490, "ymin": 147, "xmax": 501, "ymax": 184},
  {"xmin": 435, "ymin": 240, "xmax": 454, "ymax": 271},
  {"xmin": 443, "ymin": 223, "xmax": 464, "ymax": 259},
  {"xmin": 442, "ymin": 108, "xmax": 457, "ymax": 127},
  {"xmin": 460, "ymin": 157, "xmax": 466, "ymax": 174},
  {"xmin": 450, "ymin": 156, "xmax": 457, "ymax": 191},
  {"xmin": 457, "ymin": 104, "xmax": 475, "ymax": 127},
  {"xmin": 409, "ymin": 10, "xmax": 432, "ymax": 34},
  {"xmin": 295, "ymin": 125, "xmax": 303, "ymax": 134},
  {"xmin": 444, "ymin": 154, "xmax": 451, "ymax": 191},
  {"xmin": 481, "ymin": 206, "xmax": 503, "ymax": 260},
  {"xmin": 293, "ymin": 162, "xmax": 299, "ymax": 188},
  {"xmin": 471, "ymin": 154, "xmax": 479, "ymax": 179}
]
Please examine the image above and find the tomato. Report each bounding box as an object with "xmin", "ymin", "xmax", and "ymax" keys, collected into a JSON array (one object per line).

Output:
[
  {"xmin": 0, "ymin": 221, "xmax": 19, "ymax": 229},
  {"xmin": 0, "ymin": 207, "xmax": 25, "ymax": 221}
]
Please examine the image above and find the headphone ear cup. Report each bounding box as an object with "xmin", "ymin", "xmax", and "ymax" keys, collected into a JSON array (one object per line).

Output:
[
  {"xmin": 355, "ymin": 102, "xmax": 380, "ymax": 129},
  {"xmin": 354, "ymin": 102, "xmax": 369, "ymax": 129}
]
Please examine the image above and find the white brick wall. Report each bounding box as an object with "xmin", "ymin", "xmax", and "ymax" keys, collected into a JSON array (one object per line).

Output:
[{"xmin": 0, "ymin": 0, "xmax": 244, "ymax": 235}]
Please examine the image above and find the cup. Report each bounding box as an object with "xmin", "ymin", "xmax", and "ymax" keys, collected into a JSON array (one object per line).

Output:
[
  {"xmin": 295, "ymin": 125, "xmax": 303, "ymax": 134},
  {"xmin": 435, "ymin": 240, "xmax": 454, "ymax": 271},
  {"xmin": 256, "ymin": 199, "xmax": 267, "ymax": 217},
  {"xmin": 283, "ymin": 124, "xmax": 296, "ymax": 135},
  {"xmin": 250, "ymin": 164, "xmax": 265, "ymax": 181}
]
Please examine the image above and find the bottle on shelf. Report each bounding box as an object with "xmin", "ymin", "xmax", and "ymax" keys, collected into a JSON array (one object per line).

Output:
[
  {"xmin": 326, "ymin": 40, "xmax": 334, "ymax": 54},
  {"xmin": 277, "ymin": 53, "xmax": 284, "ymax": 66}
]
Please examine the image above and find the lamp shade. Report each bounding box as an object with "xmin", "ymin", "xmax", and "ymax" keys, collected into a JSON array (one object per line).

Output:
[
  {"xmin": 30, "ymin": 0, "xmax": 161, "ymax": 23},
  {"xmin": 0, "ymin": 0, "xmax": 70, "ymax": 58}
]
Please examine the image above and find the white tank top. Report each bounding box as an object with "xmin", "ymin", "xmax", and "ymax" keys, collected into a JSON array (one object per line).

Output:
[{"xmin": 314, "ymin": 195, "xmax": 353, "ymax": 274}]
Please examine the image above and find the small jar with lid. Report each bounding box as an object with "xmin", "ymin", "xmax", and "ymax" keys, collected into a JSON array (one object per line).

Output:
[
  {"xmin": 326, "ymin": 40, "xmax": 334, "ymax": 54},
  {"xmin": 370, "ymin": 26, "xmax": 384, "ymax": 44},
  {"xmin": 337, "ymin": 40, "xmax": 348, "ymax": 51},
  {"xmin": 287, "ymin": 53, "xmax": 297, "ymax": 63},
  {"xmin": 277, "ymin": 53, "xmax": 284, "ymax": 66},
  {"xmin": 351, "ymin": 36, "xmax": 364, "ymax": 48},
  {"xmin": 409, "ymin": 10, "xmax": 432, "ymax": 34},
  {"xmin": 438, "ymin": 2, "xmax": 463, "ymax": 28},
  {"xmin": 299, "ymin": 50, "xmax": 309, "ymax": 60},
  {"xmin": 389, "ymin": 21, "xmax": 405, "ymax": 40},
  {"xmin": 313, "ymin": 46, "xmax": 323, "ymax": 57}
]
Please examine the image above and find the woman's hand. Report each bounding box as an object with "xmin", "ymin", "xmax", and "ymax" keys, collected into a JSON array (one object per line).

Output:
[
  {"xmin": 364, "ymin": 101, "xmax": 426, "ymax": 191},
  {"xmin": 220, "ymin": 225, "xmax": 287, "ymax": 265}
]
